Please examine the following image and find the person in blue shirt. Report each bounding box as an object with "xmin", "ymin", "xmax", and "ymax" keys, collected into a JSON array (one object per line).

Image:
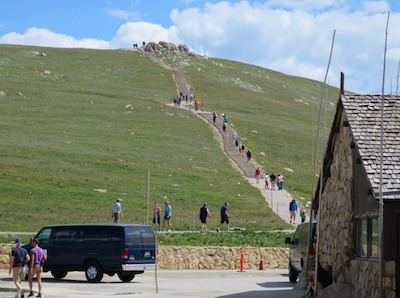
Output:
[
  {"xmin": 163, "ymin": 201, "xmax": 172, "ymax": 232},
  {"xmin": 217, "ymin": 202, "xmax": 230, "ymax": 232},
  {"xmin": 289, "ymin": 198, "xmax": 298, "ymax": 224}
]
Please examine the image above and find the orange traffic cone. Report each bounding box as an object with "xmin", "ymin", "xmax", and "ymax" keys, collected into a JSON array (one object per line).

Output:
[{"xmin": 259, "ymin": 254, "xmax": 264, "ymax": 270}]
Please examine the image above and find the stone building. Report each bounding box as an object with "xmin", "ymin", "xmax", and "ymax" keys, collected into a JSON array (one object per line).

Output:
[{"xmin": 313, "ymin": 73, "xmax": 400, "ymax": 297}]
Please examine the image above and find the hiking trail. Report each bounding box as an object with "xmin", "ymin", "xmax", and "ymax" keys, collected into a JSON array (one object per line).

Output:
[{"xmin": 145, "ymin": 52, "xmax": 298, "ymax": 226}]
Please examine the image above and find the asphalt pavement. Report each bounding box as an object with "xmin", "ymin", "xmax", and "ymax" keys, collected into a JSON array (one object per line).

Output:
[{"xmin": 0, "ymin": 269, "xmax": 305, "ymax": 298}]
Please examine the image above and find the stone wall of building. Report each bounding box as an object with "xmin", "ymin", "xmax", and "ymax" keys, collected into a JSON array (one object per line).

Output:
[
  {"xmin": 0, "ymin": 244, "xmax": 289, "ymax": 270},
  {"xmin": 318, "ymin": 111, "xmax": 396, "ymax": 297},
  {"xmin": 318, "ymin": 116, "xmax": 354, "ymax": 284}
]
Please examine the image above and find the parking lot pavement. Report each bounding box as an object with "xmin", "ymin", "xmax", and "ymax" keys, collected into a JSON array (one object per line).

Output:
[{"xmin": 0, "ymin": 269, "xmax": 305, "ymax": 298}]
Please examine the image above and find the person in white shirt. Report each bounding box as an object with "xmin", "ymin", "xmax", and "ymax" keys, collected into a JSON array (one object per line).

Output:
[{"xmin": 112, "ymin": 198, "xmax": 123, "ymax": 223}]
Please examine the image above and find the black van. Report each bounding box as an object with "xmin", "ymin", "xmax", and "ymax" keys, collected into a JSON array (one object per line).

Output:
[{"xmin": 24, "ymin": 224, "xmax": 157, "ymax": 282}]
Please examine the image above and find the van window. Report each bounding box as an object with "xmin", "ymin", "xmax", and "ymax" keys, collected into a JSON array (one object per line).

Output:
[
  {"xmin": 52, "ymin": 228, "xmax": 77, "ymax": 244},
  {"xmin": 77, "ymin": 227, "xmax": 110, "ymax": 245},
  {"xmin": 37, "ymin": 228, "xmax": 52, "ymax": 245},
  {"xmin": 125, "ymin": 226, "xmax": 155, "ymax": 244}
]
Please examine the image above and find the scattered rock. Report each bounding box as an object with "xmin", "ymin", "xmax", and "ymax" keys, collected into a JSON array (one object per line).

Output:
[
  {"xmin": 0, "ymin": 91, "xmax": 6, "ymax": 97},
  {"xmin": 93, "ymin": 189, "xmax": 107, "ymax": 193},
  {"xmin": 30, "ymin": 51, "xmax": 47, "ymax": 57},
  {"xmin": 125, "ymin": 104, "xmax": 132, "ymax": 109}
]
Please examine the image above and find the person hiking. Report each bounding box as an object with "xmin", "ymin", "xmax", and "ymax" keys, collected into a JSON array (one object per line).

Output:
[
  {"xmin": 199, "ymin": 204, "xmax": 212, "ymax": 232},
  {"xmin": 162, "ymin": 201, "xmax": 172, "ymax": 232},
  {"xmin": 255, "ymin": 167, "xmax": 261, "ymax": 183},
  {"xmin": 111, "ymin": 198, "xmax": 123, "ymax": 223},
  {"xmin": 289, "ymin": 198, "xmax": 298, "ymax": 224},
  {"xmin": 152, "ymin": 202, "xmax": 162, "ymax": 231},
  {"xmin": 217, "ymin": 202, "xmax": 230, "ymax": 232},
  {"xmin": 269, "ymin": 173, "xmax": 277, "ymax": 190},
  {"xmin": 246, "ymin": 149, "xmax": 252, "ymax": 161}
]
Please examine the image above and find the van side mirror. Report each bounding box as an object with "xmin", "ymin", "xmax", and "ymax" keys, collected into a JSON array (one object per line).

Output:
[{"xmin": 285, "ymin": 237, "xmax": 292, "ymax": 244}]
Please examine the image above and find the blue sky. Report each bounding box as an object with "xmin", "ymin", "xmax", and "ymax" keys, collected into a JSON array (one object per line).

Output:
[{"xmin": 1, "ymin": 0, "xmax": 400, "ymax": 94}]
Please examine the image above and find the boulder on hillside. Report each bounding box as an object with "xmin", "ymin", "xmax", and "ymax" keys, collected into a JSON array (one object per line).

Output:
[{"xmin": 143, "ymin": 41, "xmax": 193, "ymax": 56}]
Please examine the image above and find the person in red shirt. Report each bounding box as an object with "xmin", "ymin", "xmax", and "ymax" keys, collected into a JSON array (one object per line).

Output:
[{"xmin": 255, "ymin": 167, "xmax": 261, "ymax": 183}]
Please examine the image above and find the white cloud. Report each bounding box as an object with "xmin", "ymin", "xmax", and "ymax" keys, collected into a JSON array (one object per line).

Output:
[
  {"xmin": 167, "ymin": 1, "xmax": 400, "ymax": 93},
  {"xmin": 361, "ymin": 1, "xmax": 390, "ymax": 13},
  {"xmin": 110, "ymin": 22, "xmax": 170, "ymax": 48},
  {"xmin": 106, "ymin": 8, "xmax": 143, "ymax": 21},
  {"xmin": 0, "ymin": 27, "xmax": 110, "ymax": 49}
]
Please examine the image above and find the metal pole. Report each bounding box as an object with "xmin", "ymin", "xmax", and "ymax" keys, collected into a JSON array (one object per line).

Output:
[
  {"xmin": 147, "ymin": 170, "xmax": 150, "ymax": 226},
  {"xmin": 379, "ymin": 12, "xmax": 390, "ymax": 298},
  {"xmin": 154, "ymin": 230, "xmax": 158, "ymax": 293}
]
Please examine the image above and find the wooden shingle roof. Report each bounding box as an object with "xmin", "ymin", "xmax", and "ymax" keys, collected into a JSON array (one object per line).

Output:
[{"xmin": 341, "ymin": 93, "xmax": 400, "ymax": 198}]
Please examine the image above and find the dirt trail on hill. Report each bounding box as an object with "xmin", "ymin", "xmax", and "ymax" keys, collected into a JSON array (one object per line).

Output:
[{"xmin": 145, "ymin": 52, "xmax": 298, "ymax": 225}]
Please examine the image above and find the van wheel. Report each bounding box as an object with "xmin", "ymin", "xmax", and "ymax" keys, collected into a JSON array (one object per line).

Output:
[
  {"xmin": 85, "ymin": 262, "xmax": 103, "ymax": 283},
  {"xmin": 117, "ymin": 272, "xmax": 135, "ymax": 282},
  {"xmin": 51, "ymin": 270, "xmax": 67, "ymax": 279},
  {"xmin": 289, "ymin": 263, "xmax": 299, "ymax": 282}
]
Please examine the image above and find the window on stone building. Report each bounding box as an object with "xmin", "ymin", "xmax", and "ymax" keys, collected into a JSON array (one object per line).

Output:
[
  {"xmin": 355, "ymin": 217, "xmax": 379, "ymax": 259},
  {"xmin": 371, "ymin": 218, "xmax": 378, "ymax": 257}
]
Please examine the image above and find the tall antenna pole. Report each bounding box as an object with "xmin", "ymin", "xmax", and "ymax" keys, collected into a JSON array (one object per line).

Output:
[
  {"xmin": 379, "ymin": 11, "xmax": 390, "ymax": 298},
  {"xmin": 396, "ymin": 59, "xmax": 400, "ymax": 95},
  {"xmin": 305, "ymin": 29, "xmax": 336, "ymax": 291}
]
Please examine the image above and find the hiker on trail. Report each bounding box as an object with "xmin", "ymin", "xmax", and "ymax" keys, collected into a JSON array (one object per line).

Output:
[
  {"xmin": 10, "ymin": 238, "xmax": 30, "ymax": 298},
  {"xmin": 246, "ymin": 149, "xmax": 252, "ymax": 161},
  {"xmin": 289, "ymin": 198, "xmax": 298, "ymax": 224},
  {"xmin": 189, "ymin": 94, "xmax": 193, "ymax": 103},
  {"xmin": 223, "ymin": 114, "xmax": 228, "ymax": 123},
  {"xmin": 213, "ymin": 112, "xmax": 217, "ymax": 123},
  {"xmin": 277, "ymin": 173, "xmax": 284, "ymax": 190},
  {"xmin": 234, "ymin": 138, "xmax": 239, "ymax": 148},
  {"xmin": 232, "ymin": 131, "xmax": 237, "ymax": 140},
  {"xmin": 199, "ymin": 204, "xmax": 212, "ymax": 232},
  {"xmin": 194, "ymin": 100, "xmax": 199, "ymax": 111},
  {"xmin": 300, "ymin": 206, "xmax": 306, "ymax": 223},
  {"xmin": 255, "ymin": 167, "xmax": 261, "ymax": 183},
  {"xmin": 217, "ymin": 202, "xmax": 229, "ymax": 232},
  {"xmin": 269, "ymin": 173, "xmax": 277, "ymax": 190},
  {"xmin": 152, "ymin": 202, "xmax": 162, "ymax": 231},
  {"xmin": 163, "ymin": 201, "xmax": 172, "ymax": 232},
  {"xmin": 112, "ymin": 198, "xmax": 123, "ymax": 223},
  {"xmin": 222, "ymin": 122, "xmax": 227, "ymax": 132},
  {"xmin": 264, "ymin": 172, "xmax": 269, "ymax": 189}
]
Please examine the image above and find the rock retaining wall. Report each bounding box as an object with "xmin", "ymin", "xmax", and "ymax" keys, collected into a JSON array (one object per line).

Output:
[{"xmin": 0, "ymin": 244, "xmax": 289, "ymax": 270}]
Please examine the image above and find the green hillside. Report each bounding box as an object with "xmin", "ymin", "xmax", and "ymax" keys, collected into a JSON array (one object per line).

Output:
[{"xmin": 0, "ymin": 44, "xmax": 337, "ymax": 245}]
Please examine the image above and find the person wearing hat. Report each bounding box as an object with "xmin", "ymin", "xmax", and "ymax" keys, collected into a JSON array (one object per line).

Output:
[
  {"xmin": 112, "ymin": 198, "xmax": 123, "ymax": 223},
  {"xmin": 9, "ymin": 238, "xmax": 30, "ymax": 298}
]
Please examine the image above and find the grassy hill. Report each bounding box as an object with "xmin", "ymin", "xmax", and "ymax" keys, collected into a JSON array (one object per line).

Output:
[{"xmin": 0, "ymin": 44, "xmax": 337, "ymax": 246}]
